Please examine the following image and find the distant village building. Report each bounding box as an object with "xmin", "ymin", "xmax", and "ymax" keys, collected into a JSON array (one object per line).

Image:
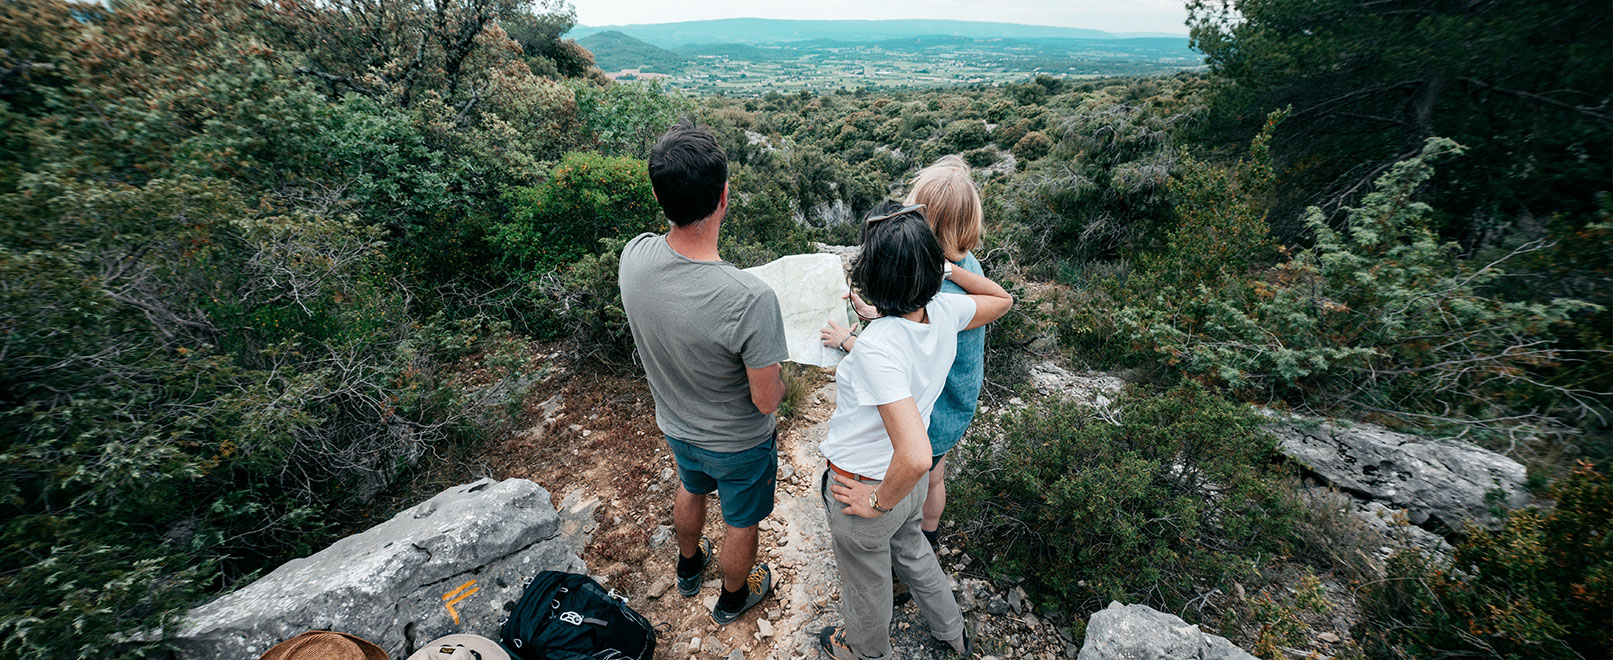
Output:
[{"xmin": 604, "ymin": 68, "xmax": 671, "ymax": 82}]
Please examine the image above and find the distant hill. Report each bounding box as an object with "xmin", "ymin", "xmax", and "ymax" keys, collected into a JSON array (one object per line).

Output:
[
  {"xmin": 566, "ymin": 18, "xmax": 1125, "ymax": 48},
  {"xmin": 576, "ymin": 30, "xmax": 688, "ymax": 73}
]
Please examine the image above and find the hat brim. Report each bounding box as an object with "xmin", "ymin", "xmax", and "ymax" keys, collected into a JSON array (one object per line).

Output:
[
  {"xmin": 404, "ymin": 634, "xmax": 511, "ymax": 660},
  {"xmin": 259, "ymin": 631, "xmax": 389, "ymax": 660}
]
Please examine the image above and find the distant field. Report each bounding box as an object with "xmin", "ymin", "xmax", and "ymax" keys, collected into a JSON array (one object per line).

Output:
[{"xmin": 572, "ymin": 20, "xmax": 1202, "ymax": 95}]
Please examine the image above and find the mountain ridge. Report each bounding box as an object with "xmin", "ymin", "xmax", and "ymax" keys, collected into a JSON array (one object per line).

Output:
[
  {"xmin": 564, "ymin": 17, "xmax": 1182, "ymax": 48},
  {"xmin": 576, "ymin": 30, "xmax": 688, "ymax": 73}
]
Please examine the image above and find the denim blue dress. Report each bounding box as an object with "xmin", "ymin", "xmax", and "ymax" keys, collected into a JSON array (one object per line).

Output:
[{"xmin": 928, "ymin": 252, "xmax": 985, "ymax": 457}]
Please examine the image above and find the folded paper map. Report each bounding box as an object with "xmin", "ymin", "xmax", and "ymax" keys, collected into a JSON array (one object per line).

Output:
[{"xmin": 743, "ymin": 253, "xmax": 852, "ymax": 367}]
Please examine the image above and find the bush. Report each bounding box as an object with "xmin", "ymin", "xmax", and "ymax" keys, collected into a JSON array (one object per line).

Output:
[
  {"xmin": 0, "ymin": 177, "xmax": 499, "ymax": 658},
  {"xmin": 1065, "ymin": 137, "xmax": 1596, "ymax": 438},
  {"xmin": 951, "ymin": 383, "xmax": 1301, "ymax": 614},
  {"xmin": 941, "ymin": 119, "xmax": 990, "ymax": 152},
  {"xmin": 494, "ymin": 152, "xmax": 663, "ymax": 274},
  {"xmin": 570, "ymin": 79, "xmax": 692, "ymax": 158},
  {"xmin": 1357, "ymin": 461, "xmax": 1613, "ymax": 659},
  {"xmin": 0, "ymin": 2, "xmax": 581, "ymax": 656},
  {"xmin": 988, "ymin": 89, "xmax": 1184, "ymax": 270},
  {"xmin": 993, "ymin": 119, "xmax": 1033, "ymax": 151},
  {"xmin": 963, "ymin": 147, "xmax": 998, "ymax": 168},
  {"xmin": 1011, "ymin": 131, "xmax": 1054, "ymax": 161}
]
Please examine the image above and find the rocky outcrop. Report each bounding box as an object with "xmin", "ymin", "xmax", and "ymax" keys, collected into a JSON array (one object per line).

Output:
[
  {"xmin": 1078, "ymin": 602, "xmax": 1256, "ymax": 660},
  {"xmin": 1268, "ymin": 415, "xmax": 1528, "ymax": 530},
  {"xmin": 161, "ymin": 478, "xmax": 587, "ymax": 660},
  {"xmin": 794, "ymin": 198, "xmax": 854, "ymax": 228},
  {"xmin": 1029, "ymin": 362, "xmax": 1123, "ymax": 413},
  {"xmin": 815, "ymin": 242, "xmax": 860, "ymax": 273}
]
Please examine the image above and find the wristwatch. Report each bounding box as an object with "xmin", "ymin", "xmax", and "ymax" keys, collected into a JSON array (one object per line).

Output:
[
  {"xmin": 942, "ymin": 262, "xmax": 954, "ymax": 280},
  {"xmin": 869, "ymin": 490, "xmax": 892, "ymax": 514}
]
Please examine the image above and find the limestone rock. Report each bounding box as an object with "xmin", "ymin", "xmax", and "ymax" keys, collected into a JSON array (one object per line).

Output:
[
  {"xmin": 1268, "ymin": 414, "xmax": 1528, "ymax": 529},
  {"xmin": 1078, "ymin": 602, "xmax": 1256, "ymax": 660},
  {"xmin": 814, "ymin": 243, "xmax": 861, "ymax": 274},
  {"xmin": 648, "ymin": 576, "xmax": 674, "ymax": 599},
  {"xmin": 162, "ymin": 478, "xmax": 585, "ymax": 660},
  {"xmin": 1028, "ymin": 362, "xmax": 1123, "ymax": 413},
  {"xmin": 1353, "ymin": 496, "xmax": 1455, "ymax": 561}
]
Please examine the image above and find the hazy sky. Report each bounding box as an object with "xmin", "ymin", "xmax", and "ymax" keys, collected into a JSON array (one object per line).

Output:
[{"xmin": 571, "ymin": 0, "xmax": 1191, "ymax": 35}]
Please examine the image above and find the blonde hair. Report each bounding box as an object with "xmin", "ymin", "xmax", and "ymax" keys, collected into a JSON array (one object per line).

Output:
[{"xmin": 904, "ymin": 155, "xmax": 983, "ymax": 262}]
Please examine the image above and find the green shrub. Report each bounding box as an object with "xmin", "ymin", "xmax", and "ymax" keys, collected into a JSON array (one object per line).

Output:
[
  {"xmin": 1011, "ymin": 131, "xmax": 1054, "ymax": 161},
  {"xmin": 721, "ymin": 186, "xmax": 814, "ymax": 268},
  {"xmin": 494, "ymin": 152, "xmax": 663, "ymax": 274},
  {"xmin": 963, "ymin": 147, "xmax": 998, "ymax": 168},
  {"xmin": 988, "ymin": 87, "xmax": 1186, "ymax": 269},
  {"xmin": 951, "ymin": 383, "xmax": 1301, "ymax": 614},
  {"xmin": 0, "ymin": 176, "xmax": 499, "ymax": 659},
  {"xmin": 0, "ymin": 3, "xmax": 578, "ymax": 656},
  {"xmin": 1065, "ymin": 136, "xmax": 1596, "ymax": 437},
  {"xmin": 1357, "ymin": 462, "xmax": 1613, "ymax": 659},
  {"xmin": 941, "ymin": 119, "xmax": 990, "ymax": 152},
  {"xmin": 992, "ymin": 119, "xmax": 1033, "ymax": 151},
  {"xmin": 570, "ymin": 79, "xmax": 693, "ymax": 158}
]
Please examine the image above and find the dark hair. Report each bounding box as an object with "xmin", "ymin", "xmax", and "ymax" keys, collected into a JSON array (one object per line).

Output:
[
  {"xmin": 648, "ymin": 118, "xmax": 728, "ymax": 226},
  {"xmin": 852, "ymin": 200, "xmax": 946, "ymax": 318}
]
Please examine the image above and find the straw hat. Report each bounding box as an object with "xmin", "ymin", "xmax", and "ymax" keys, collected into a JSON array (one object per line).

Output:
[
  {"xmin": 258, "ymin": 631, "xmax": 390, "ymax": 660},
  {"xmin": 404, "ymin": 634, "xmax": 511, "ymax": 660}
]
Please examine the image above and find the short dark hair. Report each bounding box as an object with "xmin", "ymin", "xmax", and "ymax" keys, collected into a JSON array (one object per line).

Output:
[
  {"xmin": 852, "ymin": 200, "xmax": 946, "ymax": 318},
  {"xmin": 648, "ymin": 119, "xmax": 728, "ymax": 226}
]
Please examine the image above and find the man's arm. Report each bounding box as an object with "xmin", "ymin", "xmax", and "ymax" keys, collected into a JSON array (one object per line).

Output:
[
  {"xmin": 829, "ymin": 397, "xmax": 930, "ymax": 517},
  {"xmin": 747, "ymin": 363, "xmax": 785, "ymax": 415},
  {"xmin": 946, "ymin": 267, "xmax": 1014, "ymax": 330}
]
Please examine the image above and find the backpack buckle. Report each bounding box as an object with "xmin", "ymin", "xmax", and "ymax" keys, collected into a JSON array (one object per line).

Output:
[
  {"xmin": 559, "ymin": 611, "xmax": 584, "ymax": 626},
  {"xmin": 607, "ymin": 588, "xmax": 629, "ymax": 604}
]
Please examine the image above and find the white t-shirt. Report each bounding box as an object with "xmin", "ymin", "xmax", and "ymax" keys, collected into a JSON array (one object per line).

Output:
[{"xmin": 820, "ymin": 293, "xmax": 978, "ymax": 479}]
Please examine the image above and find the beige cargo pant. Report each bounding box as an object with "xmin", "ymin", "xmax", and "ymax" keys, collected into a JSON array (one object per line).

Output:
[{"xmin": 820, "ymin": 469, "xmax": 965, "ymax": 658}]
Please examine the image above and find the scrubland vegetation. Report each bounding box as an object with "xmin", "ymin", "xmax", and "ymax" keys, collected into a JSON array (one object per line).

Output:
[{"xmin": 0, "ymin": 1, "xmax": 1608, "ymax": 658}]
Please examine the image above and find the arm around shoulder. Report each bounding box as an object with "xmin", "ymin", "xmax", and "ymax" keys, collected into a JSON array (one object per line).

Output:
[{"xmin": 946, "ymin": 267, "xmax": 1014, "ymax": 330}]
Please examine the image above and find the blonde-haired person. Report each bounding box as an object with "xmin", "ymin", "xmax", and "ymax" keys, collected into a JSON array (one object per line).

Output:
[{"xmin": 821, "ymin": 155, "xmax": 988, "ymax": 549}]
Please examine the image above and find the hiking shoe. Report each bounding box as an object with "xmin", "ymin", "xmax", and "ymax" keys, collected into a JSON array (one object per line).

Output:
[
  {"xmin": 711, "ymin": 562, "xmax": 773, "ymax": 625},
  {"xmin": 676, "ymin": 537, "xmax": 714, "ymax": 597},
  {"xmin": 893, "ymin": 578, "xmax": 913, "ymax": 608},
  {"xmin": 817, "ymin": 626, "xmax": 859, "ymax": 660},
  {"xmin": 937, "ymin": 626, "xmax": 972, "ymax": 657}
]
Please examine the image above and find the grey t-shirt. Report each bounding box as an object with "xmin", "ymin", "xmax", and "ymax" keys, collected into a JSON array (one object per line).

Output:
[{"xmin": 619, "ymin": 233, "xmax": 789, "ymax": 452}]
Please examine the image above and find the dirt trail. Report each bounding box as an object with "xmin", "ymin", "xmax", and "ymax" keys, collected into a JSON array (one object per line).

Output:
[{"xmin": 483, "ymin": 363, "xmax": 980, "ymax": 659}]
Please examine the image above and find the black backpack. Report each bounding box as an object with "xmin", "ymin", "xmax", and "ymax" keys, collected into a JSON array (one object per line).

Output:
[{"xmin": 499, "ymin": 571, "xmax": 657, "ymax": 660}]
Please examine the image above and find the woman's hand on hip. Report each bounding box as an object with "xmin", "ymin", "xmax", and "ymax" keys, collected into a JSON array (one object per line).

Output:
[{"xmin": 830, "ymin": 472, "xmax": 882, "ymax": 518}]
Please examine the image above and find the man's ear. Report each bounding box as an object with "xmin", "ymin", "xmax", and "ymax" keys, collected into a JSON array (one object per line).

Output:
[{"xmin": 720, "ymin": 181, "xmax": 730, "ymax": 210}]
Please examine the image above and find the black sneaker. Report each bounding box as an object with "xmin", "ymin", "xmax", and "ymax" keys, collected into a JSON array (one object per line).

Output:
[
  {"xmin": 711, "ymin": 562, "xmax": 773, "ymax": 625},
  {"xmin": 817, "ymin": 626, "xmax": 859, "ymax": 660},
  {"xmin": 676, "ymin": 537, "xmax": 714, "ymax": 597}
]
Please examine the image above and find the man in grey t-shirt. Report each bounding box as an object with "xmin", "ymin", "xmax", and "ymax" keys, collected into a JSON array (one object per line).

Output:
[{"xmin": 619, "ymin": 119, "xmax": 786, "ymax": 625}]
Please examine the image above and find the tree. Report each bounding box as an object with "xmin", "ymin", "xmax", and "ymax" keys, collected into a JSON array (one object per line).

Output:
[
  {"xmin": 1188, "ymin": 0, "xmax": 1613, "ymax": 247},
  {"xmin": 500, "ymin": 1, "xmax": 602, "ymax": 81},
  {"xmin": 493, "ymin": 152, "xmax": 661, "ymax": 273}
]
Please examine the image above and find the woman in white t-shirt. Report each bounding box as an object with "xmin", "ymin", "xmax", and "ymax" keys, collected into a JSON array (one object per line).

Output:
[{"xmin": 816, "ymin": 201, "xmax": 1014, "ymax": 660}]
